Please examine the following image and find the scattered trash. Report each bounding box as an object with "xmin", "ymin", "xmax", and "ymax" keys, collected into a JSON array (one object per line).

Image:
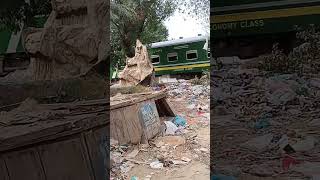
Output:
[
  {"xmin": 283, "ymin": 144, "xmax": 296, "ymax": 154},
  {"xmin": 277, "ymin": 134, "xmax": 289, "ymax": 150},
  {"xmin": 268, "ymin": 88, "xmax": 297, "ymax": 105},
  {"xmin": 254, "ymin": 118, "xmax": 270, "ymax": 129},
  {"xmin": 144, "ymin": 174, "xmax": 152, "ymax": 180},
  {"xmin": 292, "ymin": 136, "xmax": 317, "ymax": 152},
  {"xmin": 110, "ymin": 71, "xmax": 209, "ymax": 179},
  {"xmin": 163, "ymin": 121, "xmax": 178, "ymax": 135},
  {"xmin": 171, "ymin": 160, "xmax": 188, "ymax": 165},
  {"xmin": 173, "ymin": 115, "xmax": 187, "ymax": 127},
  {"xmin": 126, "ymin": 149, "xmax": 140, "ymax": 159},
  {"xmin": 211, "ymin": 35, "xmax": 320, "ymax": 179},
  {"xmin": 131, "ymin": 176, "xmax": 139, "ymax": 180},
  {"xmin": 110, "ymin": 137, "xmax": 118, "ymax": 143},
  {"xmin": 111, "ymin": 152, "xmax": 124, "ymax": 164},
  {"xmin": 150, "ymin": 160, "xmax": 164, "ymax": 169},
  {"xmin": 282, "ymin": 155, "xmax": 299, "ymax": 171},
  {"xmin": 181, "ymin": 157, "xmax": 192, "ymax": 162}
]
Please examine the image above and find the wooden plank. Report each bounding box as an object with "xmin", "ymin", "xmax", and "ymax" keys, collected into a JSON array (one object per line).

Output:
[
  {"xmin": 4, "ymin": 148, "xmax": 45, "ymax": 180},
  {"xmin": 84, "ymin": 126, "xmax": 109, "ymax": 180},
  {"xmin": 110, "ymin": 109, "xmax": 126, "ymax": 144},
  {"xmin": 110, "ymin": 90, "xmax": 167, "ymax": 110},
  {"xmin": 38, "ymin": 137, "xmax": 93, "ymax": 180},
  {"xmin": 119, "ymin": 107, "xmax": 132, "ymax": 143},
  {"xmin": 0, "ymin": 99, "xmax": 108, "ymax": 112},
  {"xmin": 0, "ymin": 113, "xmax": 108, "ymax": 152},
  {"xmin": 41, "ymin": 99, "xmax": 108, "ymax": 109},
  {"xmin": 0, "ymin": 156, "xmax": 9, "ymax": 180},
  {"xmin": 122, "ymin": 103, "xmax": 143, "ymax": 144},
  {"xmin": 110, "ymin": 110, "xmax": 118, "ymax": 141}
]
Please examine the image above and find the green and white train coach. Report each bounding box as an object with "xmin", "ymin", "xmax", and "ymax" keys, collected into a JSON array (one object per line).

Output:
[{"xmin": 148, "ymin": 35, "xmax": 210, "ymax": 76}]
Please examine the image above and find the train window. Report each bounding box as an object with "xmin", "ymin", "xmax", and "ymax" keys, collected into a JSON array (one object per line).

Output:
[
  {"xmin": 167, "ymin": 52, "xmax": 178, "ymax": 62},
  {"xmin": 208, "ymin": 48, "xmax": 210, "ymax": 58},
  {"xmin": 151, "ymin": 55, "xmax": 160, "ymax": 64},
  {"xmin": 186, "ymin": 50, "xmax": 198, "ymax": 60}
]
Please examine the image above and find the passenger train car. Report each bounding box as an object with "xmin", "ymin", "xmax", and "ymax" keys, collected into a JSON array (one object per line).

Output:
[
  {"xmin": 148, "ymin": 35, "xmax": 210, "ymax": 76},
  {"xmin": 211, "ymin": 0, "xmax": 320, "ymax": 58}
]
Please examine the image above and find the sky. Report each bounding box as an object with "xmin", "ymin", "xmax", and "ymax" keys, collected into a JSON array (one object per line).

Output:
[{"xmin": 164, "ymin": 11, "xmax": 209, "ymax": 40}]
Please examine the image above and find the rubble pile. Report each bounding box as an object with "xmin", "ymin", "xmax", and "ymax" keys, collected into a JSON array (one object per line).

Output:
[{"xmin": 212, "ymin": 57, "xmax": 320, "ymax": 179}]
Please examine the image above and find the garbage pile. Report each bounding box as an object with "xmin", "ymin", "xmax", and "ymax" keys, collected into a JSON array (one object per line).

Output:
[
  {"xmin": 110, "ymin": 79, "xmax": 210, "ymax": 180},
  {"xmin": 211, "ymin": 57, "xmax": 320, "ymax": 179},
  {"xmin": 166, "ymin": 79, "xmax": 210, "ymax": 122},
  {"xmin": 167, "ymin": 79, "xmax": 210, "ymax": 99}
]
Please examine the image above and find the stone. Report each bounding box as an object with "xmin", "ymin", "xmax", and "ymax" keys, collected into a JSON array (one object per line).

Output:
[
  {"xmin": 200, "ymin": 148, "xmax": 209, "ymax": 153},
  {"xmin": 154, "ymin": 136, "xmax": 186, "ymax": 147}
]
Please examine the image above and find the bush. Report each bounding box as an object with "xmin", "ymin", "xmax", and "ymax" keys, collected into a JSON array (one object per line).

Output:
[{"xmin": 260, "ymin": 26, "xmax": 320, "ymax": 75}]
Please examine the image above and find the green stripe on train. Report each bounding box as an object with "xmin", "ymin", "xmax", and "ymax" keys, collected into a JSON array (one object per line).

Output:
[{"xmin": 211, "ymin": 14, "xmax": 320, "ymax": 38}]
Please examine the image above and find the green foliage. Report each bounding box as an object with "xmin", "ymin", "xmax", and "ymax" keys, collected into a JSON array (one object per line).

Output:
[
  {"xmin": 0, "ymin": 0, "xmax": 51, "ymax": 32},
  {"xmin": 111, "ymin": 0, "xmax": 175, "ymax": 67},
  {"xmin": 174, "ymin": 0, "xmax": 210, "ymax": 34}
]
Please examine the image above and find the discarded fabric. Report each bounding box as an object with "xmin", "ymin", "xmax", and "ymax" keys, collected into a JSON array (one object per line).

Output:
[{"xmin": 173, "ymin": 115, "xmax": 186, "ymax": 127}]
